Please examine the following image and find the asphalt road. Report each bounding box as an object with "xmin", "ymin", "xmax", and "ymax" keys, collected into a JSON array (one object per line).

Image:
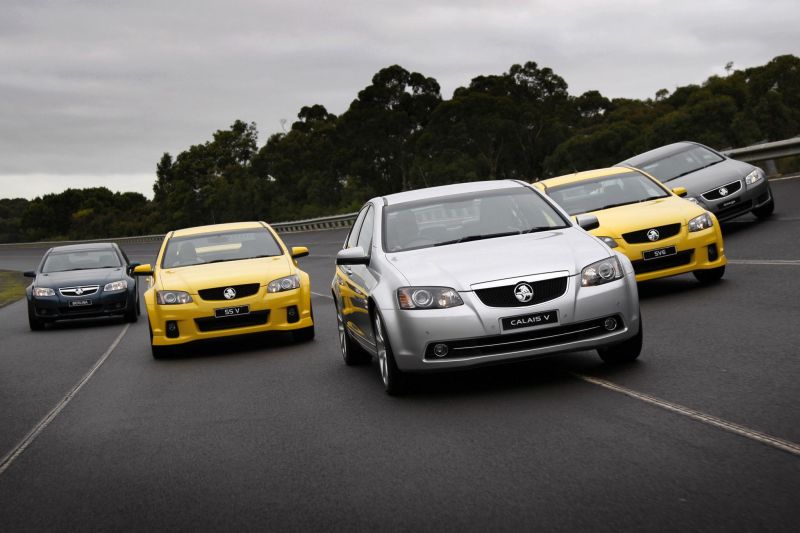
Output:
[{"xmin": 0, "ymin": 178, "xmax": 799, "ymax": 531}]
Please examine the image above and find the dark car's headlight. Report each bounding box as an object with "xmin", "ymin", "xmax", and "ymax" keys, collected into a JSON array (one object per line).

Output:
[
  {"xmin": 33, "ymin": 287, "xmax": 55, "ymax": 297},
  {"xmin": 745, "ymin": 169, "xmax": 763, "ymax": 185},
  {"xmin": 397, "ymin": 287, "xmax": 463, "ymax": 309},
  {"xmin": 156, "ymin": 290, "xmax": 193, "ymax": 304},
  {"xmin": 268, "ymin": 274, "xmax": 300, "ymax": 293},
  {"xmin": 103, "ymin": 280, "xmax": 128, "ymax": 292},
  {"xmin": 581, "ymin": 257, "xmax": 623, "ymax": 287},
  {"xmin": 688, "ymin": 213, "xmax": 713, "ymax": 232}
]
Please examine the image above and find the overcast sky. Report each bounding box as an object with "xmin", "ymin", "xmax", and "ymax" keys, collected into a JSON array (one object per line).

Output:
[{"xmin": 1, "ymin": 0, "xmax": 797, "ymax": 200}]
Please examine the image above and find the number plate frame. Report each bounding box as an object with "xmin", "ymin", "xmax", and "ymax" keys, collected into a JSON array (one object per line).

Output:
[
  {"xmin": 643, "ymin": 245, "xmax": 677, "ymax": 261},
  {"xmin": 214, "ymin": 305, "xmax": 250, "ymax": 318}
]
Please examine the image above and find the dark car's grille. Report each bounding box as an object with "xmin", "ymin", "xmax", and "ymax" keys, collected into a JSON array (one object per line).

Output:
[
  {"xmin": 714, "ymin": 199, "xmax": 753, "ymax": 221},
  {"xmin": 622, "ymin": 223, "xmax": 681, "ymax": 244},
  {"xmin": 198, "ymin": 283, "xmax": 260, "ymax": 301},
  {"xmin": 701, "ymin": 180, "xmax": 742, "ymax": 201},
  {"xmin": 632, "ymin": 250, "xmax": 693, "ymax": 274},
  {"xmin": 423, "ymin": 315, "xmax": 622, "ymax": 360},
  {"xmin": 194, "ymin": 310, "xmax": 269, "ymax": 332},
  {"xmin": 59, "ymin": 285, "xmax": 99, "ymax": 297},
  {"xmin": 474, "ymin": 277, "xmax": 568, "ymax": 307}
]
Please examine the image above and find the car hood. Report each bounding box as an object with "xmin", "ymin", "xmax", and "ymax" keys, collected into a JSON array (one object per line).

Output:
[
  {"xmin": 385, "ymin": 228, "xmax": 607, "ymax": 291},
  {"xmin": 36, "ymin": 267, "xmax": 128, "ymax": 288},
  {"xmin": 156, "ymin": 256, "xmax": 291, "ymax": 293},
  {"xmin": 584, "ymin": 196, "xmax": 706, "ymax": 238},
  {"xmin": 662, "ymin": 158, "xmax": 755, "ymax": 196}
]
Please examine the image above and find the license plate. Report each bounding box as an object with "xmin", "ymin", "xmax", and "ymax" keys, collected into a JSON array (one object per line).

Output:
[
  {"xmin": 643, "ymin": 246, "xmax": 677, "ymax": 261},
  {"xmin": 721, "ymin": 198, "xmax": 738, "ymax": 208},
  {"xmin": 501, "ymin": 310, "xmax": 558, "ymax": 331},
  {"xmin": 215, "ymin": 305, "xmax": 250, "ymax": 318},
  {"xmin": 69, "ymin": 299, "xmax": 92, "ymax": 307}
]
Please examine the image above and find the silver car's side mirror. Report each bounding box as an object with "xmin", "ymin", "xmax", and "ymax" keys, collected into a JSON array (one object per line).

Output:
[
  {"xmin": 336, "ymin": 247, "xmax": 370, "ymax": 266},
  {"xmin": 575, "ymin": 214, "xmax": 600, "ymax": 231}
]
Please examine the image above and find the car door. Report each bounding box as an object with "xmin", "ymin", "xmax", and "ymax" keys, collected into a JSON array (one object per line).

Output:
[
  {"xmin": 335, "ymin": 207, "xmax": 372, "ymax": 345},
  {"xmin": 347, "ymin": 205, "xmax": 379, "ymax": 346}
]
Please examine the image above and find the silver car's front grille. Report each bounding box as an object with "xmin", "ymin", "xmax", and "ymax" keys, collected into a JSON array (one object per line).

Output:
[
  {"xmin": 474, "ymin": 276, "xmax": 568, "ymax": 307},
  {"xmin": 701, "ymin": 180, "xmax": 742, "ymax": 201},
  {"xmin": 59, "ymin": 285, "xmax": 99, "ymax": 297}
]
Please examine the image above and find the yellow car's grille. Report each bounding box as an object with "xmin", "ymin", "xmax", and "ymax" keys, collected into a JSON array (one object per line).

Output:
[
  {"xmin": 622, "ymin": 223, "xmax": 681, "ymax": 244},
  {"xmin": 198, "ymin": 283, "xmax": 260, "ymax": 301}
]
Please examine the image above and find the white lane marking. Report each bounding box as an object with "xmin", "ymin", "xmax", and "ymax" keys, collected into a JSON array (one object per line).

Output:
[
  {"xmin": 311, "ymin": 291, "xmax": 334, "ymax": 300},
  {"xmin": 770, "ymin": 174, "xmax": 800, "ymax": 182},
  {"xmin": 573, "ymin": 373, "xmax": 800, "ymax": 457},
  {"xmin": 728, "ymin": 259, "xmax": 800, "ymax": 266},
  {"xmin": 0, "ymin": 324, "xmax": 130, "ymax": 477}
]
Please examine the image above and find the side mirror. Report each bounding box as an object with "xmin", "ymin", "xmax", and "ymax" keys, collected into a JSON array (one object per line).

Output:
[
  {"xmin": 672, "ymin": 186, "xmax": 688, "ymax": 197},
  {"xmin": 291, "ymin": 246, "xmax": 309, "ymax": 259},
  {"xmin": 336, "ymin": 247, "xmax": 369, "ymax": 266},
  {"xmin": 23, "ymin": 270, "xmax": 36, "ymax": 278},
  {"xmin": 127, "ymin": 262, "xmax": 141, "ymax": 274},
  {"xmin": 575, "ymin": 214, "xmax": 600, "ymax": 232},
  {"xmin": 132, "ymin": 264, "xmax": 154, "ymax": 276}
]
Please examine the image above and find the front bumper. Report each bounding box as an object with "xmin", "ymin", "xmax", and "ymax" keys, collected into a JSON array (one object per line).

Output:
[
  {"xmin": 700, "ymin": 179, "xmax": 772, "ymax": 221},
  {"xmin": 614, "ymin": 224, "xmax": 726, "ymax": 283},
  {"xmin": 30, "ymin": 290, "xmax": 131, "ymax": 320},
  {"xmin": 146, "ymin": 285, "xmax": 313, "ymax": 346},
  {"xmin": 378, "ymin": 270, "xmax": 640, "ymax": 372}
]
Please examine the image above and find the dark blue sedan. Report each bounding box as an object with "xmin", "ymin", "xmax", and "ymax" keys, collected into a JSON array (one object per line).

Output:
[{"xmin": 24, "ymin": 243, "xmax": 140, "ymax": 330}]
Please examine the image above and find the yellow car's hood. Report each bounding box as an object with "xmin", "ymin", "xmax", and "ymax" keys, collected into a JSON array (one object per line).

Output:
[
  {"xmin": 583, "ymin": 196, "xmax": 705, "ymax": 238},
  {"xmin": 156, "ymin": 256, "xmax": 292, "ymax": 293}
]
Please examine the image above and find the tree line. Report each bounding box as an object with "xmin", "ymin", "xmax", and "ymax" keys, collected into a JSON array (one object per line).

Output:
[{"xmin": 2, "ymin": 54, "xmax": 798, "ymax": 243}]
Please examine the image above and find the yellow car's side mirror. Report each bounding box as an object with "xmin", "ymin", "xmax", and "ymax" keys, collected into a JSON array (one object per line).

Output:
[
  {"xmin": 672, "ymin": 186, "xmax": 688, "ymax": 197},
  {"xmin": 291, "ymin": 246, "xmax": 309, "ymax": 259},
  {"xmin": 133, "ymin": 264, "xmax": 154, "ymax": 276}
]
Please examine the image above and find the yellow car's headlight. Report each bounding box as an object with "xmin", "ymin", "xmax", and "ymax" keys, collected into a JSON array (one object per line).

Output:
[
  {"xmin": 156, "ymin": 290, "xmax": 193, "ymax": 304},
  {"xmin": 596, "ymin": 236, "xmax": 618, "ymax": 249},
  {"xmin": 268, "ymin": 274, "xmax": 300, "ymax": 293},
  {"xmin": 688, "ymin": 213, "xmax": 713, "ymax": 232}
]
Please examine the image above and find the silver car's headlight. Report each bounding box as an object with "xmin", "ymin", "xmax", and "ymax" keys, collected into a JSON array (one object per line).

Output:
[
  {"xmin": 103, "ymin": 280, "xmax": 128, "ymax": 292},
  {"xmin": 33, "ymin": 287, "xmax": 55, "ymax": 297},
  {"xmin": 596, "ymin": 236, "xmax": 618, "ymax": 248},
  {"xmin": 581, "ymin": 257, "xmax": 623, "ymax": 287},
  {"xmin": 688, "ymin": 212, "xmax": 713, "ymax": 232},
  {"xmin": 397, "ymin": 287, "xmax": 463, "ymax": 309},
  {"xmin": 156, "ymin": 290, "xmax": 193, "ymax": 304},
  {"xmin": 268, "ymin": 274, "xmax": 300, "ymax": 293},
  {"xmin": 745, "ymin": 169, "xmax": 763, "ymax": 185}
]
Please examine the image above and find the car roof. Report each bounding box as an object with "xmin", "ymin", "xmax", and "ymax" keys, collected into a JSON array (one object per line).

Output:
[
  {"xmin": 171, "ymin": 221, "xmax": 267, "ymax": 238},
  {"xmin": 48, "ymin": 242, "xmax": 117, "ymax": 253},
  {"xmin": 537, "ymin": 166, "xmax": 640, "ymax": 189},
  {"xmin": 619, "ymin": 141, "xmax": 704, "ymax": 166},
  {"xmin": 381, "ymin": 180, "xmax": 527, "ymax": 206}
]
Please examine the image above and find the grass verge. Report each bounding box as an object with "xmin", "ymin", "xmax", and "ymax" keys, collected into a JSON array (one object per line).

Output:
[{"xmin": 0, "ymin": 270, "xmax": 28, "ymax": 308}]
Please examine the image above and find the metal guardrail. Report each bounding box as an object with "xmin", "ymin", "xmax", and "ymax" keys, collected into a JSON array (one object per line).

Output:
[
  {"xmin": 0, "ymin": 213, "xmax": 358, "ymax": 248},
  {"xmin": 722, "ymin": 136, "xmax": 800, "ymax": 176}
]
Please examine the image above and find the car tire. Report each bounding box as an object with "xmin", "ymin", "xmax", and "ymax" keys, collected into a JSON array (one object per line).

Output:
[
  {"xmin": 27, "ymin": 302, "xmax": 45, "ymax": 331},
  {"xmin": 598, "ymin": 316, "xmax": 643, "ymax": 364},
  {"xmin": 752, "ymin": 198, "xmax": 774, "ymax": 219},
  {"xmin": 124, "ymin": 298, "xmax": 138, "ymax": 323},
  {"xmin": 693, "ymin": 265, "xmax": 725, "ymax": 284},
  {"xmin": 374, "ymin": 312, "xmax": 407, "ymax": 395},
  {"xmin": 292, "ymin": 325, "xmax": 315, "ymax": 342},
  {"xmin": 337, "ymin": 305, "xmax": 370, "ymax": 365},
  {"xmin": 149, "ymin": 324, "xmax": 169, "ymax": 359}
]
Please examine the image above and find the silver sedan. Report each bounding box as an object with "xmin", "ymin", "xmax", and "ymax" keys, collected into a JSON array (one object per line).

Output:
[{"xmin": 332, "ymin": 180, "xmax": 642, "ymax": 394}]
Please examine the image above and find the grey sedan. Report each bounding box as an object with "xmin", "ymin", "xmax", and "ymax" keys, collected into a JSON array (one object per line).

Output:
[
  {"xmin": 619, "ymin": 141, "xmax": 774, "ymax": 221},
  {"xmin": 331, "ymin": 180, "xmax": 642, "ymax": 394}
]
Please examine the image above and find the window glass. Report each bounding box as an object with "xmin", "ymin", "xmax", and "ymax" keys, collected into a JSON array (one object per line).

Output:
[
  {"xmin": 637, "ymin": 145, "xmax": 724, "ymax": 182},
  {"xmin": 161, "ymin": 228, "xmax": 282, "ymax": 268},
  {"xmin": 356, "ymin": 206, "xmax": 374, "ymax": 251},
  {"xmin": 345, "ymin": 206, "xmax": 370, "ymax": 249},
  {"xmin": 547, "ymin": 171, "xmax": 669, "ymax": 216},
  {"xmin": 42, "ymin": 249, "xmax": 122, "ymax": 273}
]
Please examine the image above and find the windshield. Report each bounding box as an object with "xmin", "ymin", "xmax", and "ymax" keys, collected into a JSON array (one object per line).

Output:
[
  {"xmin": 382, "ymin": 187, "xmax": 569, "ymax": 252},
  {"xmin": 546, "ymin": 171, "xmax": 670, "ymax": 216},
  {"xmin": 42, "ymin": 249, "xmax": 122, "ymax": 273},
  {"xmin": 162, "ymin": 228, "xmax": 283, "ymax": 268},
  {"xmin": 634, "ymin": 145, "xmax": 724, "ymax": 182}
]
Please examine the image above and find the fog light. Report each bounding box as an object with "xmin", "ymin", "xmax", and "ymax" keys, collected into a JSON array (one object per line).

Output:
[
  {"xmin": 603, "ymin": 318, "xmax": 618, "ymax": 331},
  {"xmin": 286, "ymin": 305, "xmax": 299, "ymax": 323},
  {"xmin": 433, "ymin": 343, "xmax": 449, "ymax": 358},
  {"xmin": 166, "ymin": 320, "xmax": 179, "ymax": 338},
  {"xmin": 707, "ymin": 244, "xmax": 718, "ymax": 262}
]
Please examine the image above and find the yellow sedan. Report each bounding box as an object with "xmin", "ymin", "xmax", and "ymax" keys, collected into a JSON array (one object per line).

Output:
[
  {"xmin": 535, "ymin": 167, "xmax": 727, "ymax": 283},
  {"xmin": 133, "ymin": 221, "xmax": 314, "ymax": 358}
]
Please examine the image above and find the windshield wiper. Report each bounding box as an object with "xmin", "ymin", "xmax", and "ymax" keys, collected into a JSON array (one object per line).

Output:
[
  {"xmin": 521, "ymin": 226, "xmax": 566, "ymax": 233},
  {"xmin": 434, "ymin": 230, "xmax": 520, "ymax": 246},
  {"xmin": 637, "ymin": 195, "xmax": 666, "ymax": 203},
  {"xmin": 667, "ymin": 160, "xmax": 721, "ymax": 181},
  {"xmin": 598, "ymin": 201, "xmax": 636, "ymax": 210}
]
